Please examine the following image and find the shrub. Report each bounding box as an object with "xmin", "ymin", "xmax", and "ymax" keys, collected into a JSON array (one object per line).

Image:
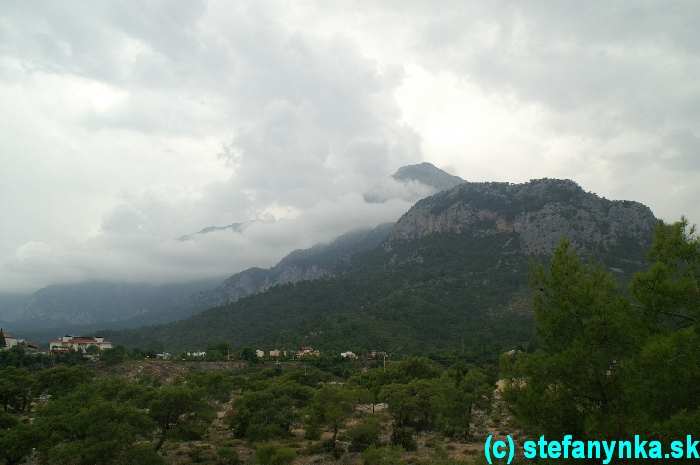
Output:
[
  {"xmin": 362, "ymin": 445, "xmax": 405, "ymax": 465},
  {"xmin": 391, "ymin": 426, "xmax": 417, "ymax": 451},
  {"xmin": 255, "ymin": 445, "xmax": 297, "ymax": 465},
  {"xmin": 217, "ymin": 447, "xmax": 241, "ymax": 465},
  {"xmin": 303, "ymin": 422, "xmax": 321, "ymax": 440},
  {"xmin": 349, "ymin": 417, "xmax": 381, "ymax": 452},
  {"xmin": 121, "ymin": 445, "xmax": 166, "ymax": 465}
]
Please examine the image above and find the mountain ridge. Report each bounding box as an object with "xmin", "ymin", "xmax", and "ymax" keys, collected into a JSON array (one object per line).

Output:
[{"xmin": 109, "ymin": 177, "xmax": 658, "ymax": 353}]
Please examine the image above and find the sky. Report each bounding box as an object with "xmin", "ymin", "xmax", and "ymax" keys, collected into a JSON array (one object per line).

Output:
[{"xmin": 1, "ymin": 1, "xmax": 699, "ymax": 293}]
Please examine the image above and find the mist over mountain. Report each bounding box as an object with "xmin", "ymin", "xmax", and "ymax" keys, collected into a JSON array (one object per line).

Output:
[
  {"xmin": 111, "ymin": 178, "xmax": 658, "ymax": 353},
  {"xmin": 363, "ymin": 162, "xmax": 465, "ymax": 203},
  {"xmin": 4, "ymin": 279, "xmax": 222, "ymax": 330},
  {"xmin": 177, "ymin": 221, "xmax": 253, "ymax": 242},
  {"xmin": 193, "ymin": 223, "xmax": 394, "ymax": 309},
  {"xmin": 392, "ymin": 162, "xmax": 465, "ymax": 191},
  {"xmin": 196, "ymin": 162, "xmax": 464, "ymax": 308},
  {"xmin": 0, "ymin": 293, "xmax": 30, "ymax": 323},
  {"xmin": 0, "ymin": 163, "xmax": 460, "ymax": 337}
]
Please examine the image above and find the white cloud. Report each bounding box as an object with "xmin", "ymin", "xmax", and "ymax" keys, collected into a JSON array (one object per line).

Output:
[{"xmin": 1, "ymin": 0, "xmax": 699, "ymax": 293}]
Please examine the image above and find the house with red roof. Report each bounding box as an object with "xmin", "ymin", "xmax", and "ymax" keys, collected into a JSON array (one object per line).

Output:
[{"xmin": 49, "ymin": 335, "xmax": 113, "ymax": 353}]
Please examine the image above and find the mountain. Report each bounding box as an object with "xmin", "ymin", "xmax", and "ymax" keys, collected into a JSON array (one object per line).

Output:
[
  {"xmin": 364, "ymin": 162, "xmax": 465, "ymax": 203},
  {"xmin": 389, "ymin": 178, "xmax": 655, "ymax": 265},
  {"xmin": 192, "ymin": 162, "xmax": 463, "ymax": 307},
  {"xmin": 110, "ymin": 178, "xmax": 657, "ymax": 354},
  {"xmin": 392, "ymin": 162, "xmax": 465, "ymax": 191},
  {"xmin": 12, "ymin": 279, "xmax": 221, "ymax": 332},
  {"xmin": 0, "ymin": 293, "xmax": 31, "ymax": 323},
  {"xmin": 192, "ymin": 223, "xmax": 394, "ymax": 308}
]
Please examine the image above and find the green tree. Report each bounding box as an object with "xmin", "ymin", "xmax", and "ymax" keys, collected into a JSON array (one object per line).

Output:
[
  {"xmin": 632, "ymin": 218, "xmax": 699, "ymax": 330},
  {"xmin": 504, "ymin": 224, "xmax": 700, "ymax": 445},
  {"xmin": 626, "ymin": 219, "xmax": 700, "ymax": 436},
  {"xmin": 348, "ymin": 417, "xmax": 381, "ymax": 452},
  {"xmin": 434, "ymin": 368, "xmax": 491, "ymax": 440},
  {"xmin": 240, "ymin": 347, "xmax": 257, "ymax": 363},
  {"xmin": 362, "ymin": 445, "xmax": 405, "ymax": 465},
  {"xmin": 307, "ymin": 384, "xmax": 355, "ymax": 451},
  {"xmin": 0, "ymin": 367, "xmax": 34, "ymax": 412},
  {"xmin": 33, "ymin": 391, "xmax": 155, "ymax": 465},
  {"xmin": 217, "ymin": 447, "xmax": 241, "ymax": 465},
  {"xmin": 0, "ymin": 421, "xmax": 35, "ymax": 465},
  {"xmin": 184, "ymin": 371, "xmax": 235, "ymax": 403},
  {"xmin": 85, "ymin": 344, "xmax": 99, "ymax": 355},
  {"xmin": 149, "ymin": 385, "xmax": 211, "ymax": 450},
  {"xmin": 100, "ymin": 346, "xmax": 129, "ymax": 365},
  {"xmin": 0, "ymin": 329, "xmax": 6, "ymax": 349},
  {"xmin": 353, "ymin": 369, "xmax": 386, "ymax": 414},
  {"xmin": 504, "ymin": 240, "xmax": 640, "ymax": 437},
  {"xmin": 381, "ymin": 379, "xmax": 437, "ymax": 432},
  {"xmin": 255, "ymin": 444, "xmax": 296, "ymax": 465},
  {"xmin": 36, "ymin": 365, "xmax": 93, "ymax": 398},
  {"xmin": 230, "ymin": 378, "xmax": 313, "ymax": 441}
]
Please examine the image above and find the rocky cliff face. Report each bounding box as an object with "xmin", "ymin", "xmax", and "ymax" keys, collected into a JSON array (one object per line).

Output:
[{"xmin": 389, "ymin": 178, "xmax": 657, "ymax": 257}]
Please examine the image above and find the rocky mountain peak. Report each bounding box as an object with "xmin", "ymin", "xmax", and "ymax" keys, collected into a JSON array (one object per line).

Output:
[
  {"xmin": 389, "ymin": 178, "xmax": 657, "ymax": 258},
  {"xmin": 391, "ymin": 162, "xmax": 464, "ymax": 191}
]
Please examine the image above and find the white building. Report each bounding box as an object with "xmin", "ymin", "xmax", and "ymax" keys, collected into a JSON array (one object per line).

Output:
[
  {"xmin": 0, "ymin": 329, "xmax": 22, "ymax": 349},
  {"xmin": 255, "ymin": 349, "xmax": 265, "ymax": 358},
  {"xmin": 185, "ymin": 351, "xmax": 206, "ymax": 359},
  {"xmin": 340, "ymin": 351, "xmax": 357, "ymax": 359},
  {"xmin": 49, "ymin": 335, "xmax": 113, "ymax": 353},
  {"xmin": 296, "ymin": 346, "xmax": 320, "ymax": 358},
  {"xmin": 269, "ymin": 349, "xmax": 282, "ymax": 358}
]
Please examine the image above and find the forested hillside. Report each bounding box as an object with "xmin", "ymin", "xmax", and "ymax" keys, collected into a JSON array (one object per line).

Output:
[{"xmin": 110, "ymin": 179, "xmax": 658, "ymax": 354}]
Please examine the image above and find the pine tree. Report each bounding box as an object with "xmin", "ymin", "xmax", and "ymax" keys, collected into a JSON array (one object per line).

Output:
[{"xmin": 0, "ymin": 328, "xmax": 6, "ymax": 349}]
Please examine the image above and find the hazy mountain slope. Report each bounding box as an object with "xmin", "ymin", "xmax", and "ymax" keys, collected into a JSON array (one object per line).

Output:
[
  {"xmin": 193, "ymin": 223, "xmax": 394, "ymax": 308},
  {"xmin": 18, "ymin": 279, "xmax": 221, "ymax": 329},
  {"xmin": 194, "ymin": 163, "xmax": 463, "ymax": 307},
  {"xmin": 0, "ymin": 293, "xmax": 31, "ymax": 322},
  {"xmin": 110, "ymin": 178, "xmax": 658, "ymax": 354}
]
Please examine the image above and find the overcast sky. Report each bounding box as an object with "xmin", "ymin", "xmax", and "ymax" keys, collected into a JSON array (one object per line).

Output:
[{"xmin": 1, "ymin": 1, "xmax": 698, "ymax": 293}]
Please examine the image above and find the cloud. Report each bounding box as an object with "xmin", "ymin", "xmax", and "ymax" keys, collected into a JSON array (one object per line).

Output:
[
  {"xmin": 1, "ymin": 1, "xmax": 699, "ymax": 293},
  {"xmin": 0, "ymin": 0, "xmax": 421, "ymax": 292}
]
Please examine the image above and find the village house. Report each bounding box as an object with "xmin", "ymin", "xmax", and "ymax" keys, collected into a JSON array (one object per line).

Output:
[
  {"xmin": 255, "ymin": 349, "xmax": 265, "ymax": 358},
  {"xmin": 0, "ymin": 328, "xmax": 23, "ymax": 349},
  {"xmin": 296, "ymin": 346, "xmax": 320, "ymax": 358},
  {"xmin": 268, "ymin": 349, "xmax": 282, "ymax": 358},
  {"xmin": 368, "ymin": 350, "xmax": 388, "ymax": 360},
  {"xmin": 49, "ymin": 335, "xmax": 113, "ymax": 353},
  {"xmin": 340, "ymin": 351, "xmax": 357, "ymax": 359},
  {"xmin": 184, "ymin": 351, "xmax": 206, "ymax": 359}
]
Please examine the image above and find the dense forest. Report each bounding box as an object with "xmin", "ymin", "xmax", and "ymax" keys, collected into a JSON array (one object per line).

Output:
[{"xmin": 0, "ymin": 219, "xmax": 696, "ymax": 465}]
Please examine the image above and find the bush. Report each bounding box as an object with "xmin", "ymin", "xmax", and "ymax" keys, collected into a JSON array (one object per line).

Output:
[
  {"xmin": 349, "ymin": 417, "xmax": 381, "ymax": 452},
  {"xmin": 121, "ymin": 445, "xmax": 166, "ymax": 465},
  {"xmin": 217, "ymin": 447, "xmax": 241, "ymax": 465},
  {"xmin": 362, "ymin": 445, "xmax": 405, "ymax": 465},
  {"xmin": 303, "ymin": 422, "xmax": 321, "ymax": 440},
  {"xmin": 100, "ymin": 346, "xmax": 129, "ymax": 365},
  {"xmin": 255, "ymin": 445, "xmax": 296, "ymax": 465},
  {"xmin": 391, "ymin": 427, "xmax": 417, "ymax": 451}
]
